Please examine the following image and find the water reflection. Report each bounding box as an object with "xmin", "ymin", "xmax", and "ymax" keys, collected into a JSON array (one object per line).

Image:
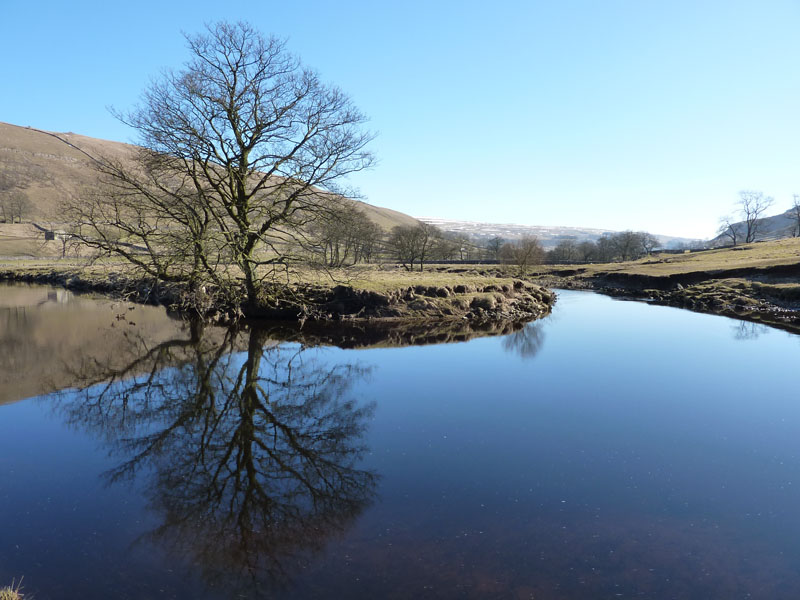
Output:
[
  {"xmin": 0, "ymin": 283, "xmax": 192, "ymax": 405},
  {"xmin": 731, "ymin": 319, "xmax": 771, "ymax": 340},
  {"xmin": 54, "ymin": 326, "xmax": 377, "ymax": 597},
  {"xmin": 1, "ymin": 282, "xmax": 545, "ymax": 404},
  {"xmin": 501, "ymin": 320, "xmax": 546, "ymax": 359}
]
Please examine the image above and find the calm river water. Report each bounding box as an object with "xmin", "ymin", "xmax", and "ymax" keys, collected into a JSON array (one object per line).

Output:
[{"xmin": 1, "ymin": 284, "xmax": 800, "ymax": 599}]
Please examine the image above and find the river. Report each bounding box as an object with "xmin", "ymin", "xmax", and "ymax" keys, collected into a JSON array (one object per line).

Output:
[{"xmin": 1, "ymin": 284, "xmax": 799, "ymax": 599}]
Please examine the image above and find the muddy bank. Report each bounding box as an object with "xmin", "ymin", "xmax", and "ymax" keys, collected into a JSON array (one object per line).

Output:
[
  {"xmin": 0, "ymin": 268, "xmax": 555, "ymax": 326},
  {"xmin": 593, "ymin": 262, "xmax": 800, "ymax": 292}
]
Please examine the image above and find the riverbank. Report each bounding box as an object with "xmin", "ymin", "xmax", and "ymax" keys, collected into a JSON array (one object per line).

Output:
[
  {"xmin": 0, "ymin": 262, "xmax": 555, "ymax": 326},
  {"xmin": 532, "ymin": 238, "xmax": 800, "ymax": 334}
]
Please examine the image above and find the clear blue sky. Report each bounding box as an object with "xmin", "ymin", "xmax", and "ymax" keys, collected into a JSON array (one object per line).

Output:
[{"xmin": 2, "ymin": 0, "xmax": 799, "ymax": 239}]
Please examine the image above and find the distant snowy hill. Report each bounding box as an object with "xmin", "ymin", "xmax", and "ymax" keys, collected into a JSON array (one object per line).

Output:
[{"xmin": 417, "ymin": 217, "xmax": 700, "ymax": 250}]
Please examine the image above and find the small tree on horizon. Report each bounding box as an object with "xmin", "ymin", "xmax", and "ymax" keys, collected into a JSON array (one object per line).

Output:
[
  {"xmin": 485, "ymin": 236, "xmax": 504, "ymax": 261},
  {"xmin": 388, "ymin": 223, "xmax": 441, "ymax": 271},
  {"xmin": 500, "ymin": 235, "xmax": 544, "ymax": 273},
  {"xmin": 738, "ymin": 190, "xmax": 774, "ymax": 243},
  {"xmin": 717, "ymin": 215, "xmax": 740, "ymax": 246},
  {"xmin": 790, "ymin": 194, "xmax": 800, "ymax": 238}
]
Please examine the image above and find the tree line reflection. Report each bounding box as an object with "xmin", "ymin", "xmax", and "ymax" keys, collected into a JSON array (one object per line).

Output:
[{"xmin": 55, "ymin": 324, "xmax": 377, "ymax": 597}]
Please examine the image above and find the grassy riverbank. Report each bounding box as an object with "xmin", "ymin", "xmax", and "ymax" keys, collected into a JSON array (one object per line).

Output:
[
  {"xmin": 0, "ymin": 259, "xmax": 555, "ymax": 325},
  {"xmin": 532, "ymin": 238, "xmax": 800, "ymax": 333},
  {"xmin": 6, "ymin": 238, "xmax": 797, "ymax": 331}
]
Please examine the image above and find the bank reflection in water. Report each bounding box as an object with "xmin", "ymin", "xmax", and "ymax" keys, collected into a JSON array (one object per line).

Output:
[{"xmin": 53, "ymin": 325, "xmax": 378, "ymax": 597}]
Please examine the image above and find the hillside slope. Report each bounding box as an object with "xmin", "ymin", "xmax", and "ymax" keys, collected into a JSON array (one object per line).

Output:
[{"xmin": 0, "ymin": 121, "xmax": 419, "ymax": 230}]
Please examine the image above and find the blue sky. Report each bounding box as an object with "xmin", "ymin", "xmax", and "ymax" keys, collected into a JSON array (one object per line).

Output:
[{"xmin": 2, "ymin": 0, "xmax": 798, "ymax": 239}]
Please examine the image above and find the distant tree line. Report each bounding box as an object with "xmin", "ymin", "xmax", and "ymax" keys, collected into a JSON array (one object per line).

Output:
[
  {"xmin": 306, "ymin": 221, "xmax": 665, "ymax": 271},
  {"xmin": 546, "ymin": 231, "xmax": 659, "ymax": 263}
]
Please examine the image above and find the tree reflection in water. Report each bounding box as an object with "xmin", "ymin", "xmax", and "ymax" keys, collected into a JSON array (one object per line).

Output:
[
  {"xmin": 501, "ymin": 320, "xmax": 546, "ymax": 359},
  {"xmin": 55, "ymin": 324, "xmax": 377, "ymax": 597},
  {"xmin": 731, "ymin": 319, "xmax": 770, "ymax": 341}
]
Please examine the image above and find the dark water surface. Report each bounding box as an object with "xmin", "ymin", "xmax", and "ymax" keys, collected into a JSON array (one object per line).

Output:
[{"xmin": 2, "ymin": 285, "xmax": 800, "ymax": 599}]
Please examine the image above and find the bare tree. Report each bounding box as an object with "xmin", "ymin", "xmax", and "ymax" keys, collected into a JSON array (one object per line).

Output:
[
  {"xmin": 738, "ymin": 190, "xmax": 774, "ymax": 243},
  {"xmin": 500, "ymin": 235, "xmax": 544, "ymax": 272},
  {"xmin": 0, "ymin": 168, "xmax": 19, "ymax": 219},
  {"xmin": 310, "ymin": 201, "xmax": 382, "ymax": 267},
  {"xmin": 549, "ymin": 239, "xmax": 580, "ymax": 263},
  {"xmin": 0, "ymin": 190, "xmax": 32, "ymax": 223},
  {"xmin": 64, "ymin": 22, "xmax": 374, "ymax": 313},
  {"xmin": 790, "ymin": 194, "xmax": 800, "ymax": 238},
  {"xmin": 0, "ymin": 170, "xmax": 27, "ymax": 223},
  {"xmin": 485, "ymin": 236, "xmax": 504, "ymax": 261},
  {"xmin": 640, "ymin": 232, "xmax": 660, "ymax": 255},
  {"xmin": 595, "ymin": 235, "xmax": 617, "ymax": 262},
  {"xmin": 443, "ymin": 233, "xmax": 472, "ymax": 261},
  {"xmin": 0, "ymin": 195, "xmax": 8, "ymax": 224},
  {"xmin": 432, "ymin": 233, "xmax": 461, "ymax": 261},
  {"xmin": 717, "ymin": 215, "xmax": 740, "ymax": 246},
  {"xmin": 589, "ymin": 232, "xmax": 654, "ymax": 262},
  {"xmin": 356, "ymin": 220, "xmax": 383, "ymax": 264},
  {"xmin": 388, "ymin": 223, "xmax": 440, "ymax": 271},
  {"xmin": 611, "ymin": 231, "xmax": 646, "ymax": 261},
  {"xmin": 576, "ymin": 240, "xmax": 597, "ymax": 262}
]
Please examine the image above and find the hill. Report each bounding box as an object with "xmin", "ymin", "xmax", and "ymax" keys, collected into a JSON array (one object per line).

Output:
[
  {"xmin": 0, "ymin": 121, "xmax": 419, "ymax": 231},
  {"xmin": 418, "ymin": 217, "xmax": 700, "ymax": 250}
]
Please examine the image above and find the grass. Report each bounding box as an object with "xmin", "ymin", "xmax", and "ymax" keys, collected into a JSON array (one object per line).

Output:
[
  {"xmin": 323, "ymin": 264, "xmax": 512, "ymax": 294},
  {"xmin": 538, "ymin": 237, "xmax": 800, "ymax": 278},
  {"xmin": 0, "ymin": 578, "xmax": 25, "ymax": 600},
  {"xmin": 0, "ymin": 256, "xmax": 526, "ymax": 296},
  {"xmin": 0, "ymin": 256, "xmax": 554, "ymax": 326},
  {"xmin": 3, "ymin": 235, "xmax": 798, "ymax": 298}
]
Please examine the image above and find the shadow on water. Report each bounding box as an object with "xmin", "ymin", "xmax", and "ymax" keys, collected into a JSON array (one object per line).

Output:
[{"xmin": 51, "ymin": 324, "xmax": 378, "ymax": 597}]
